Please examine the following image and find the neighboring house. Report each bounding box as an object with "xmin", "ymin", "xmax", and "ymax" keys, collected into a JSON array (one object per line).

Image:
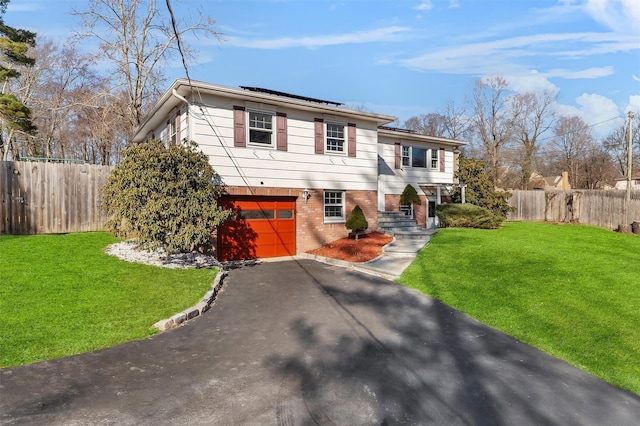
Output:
[
  {"xmin": 530, "ymin": 171, "xmax": 571, "ymax": 190},
  {"xmin": 614, "ymin": 174, "xmax": 640, "ymax": 190},
  {"xmin": 132, "ymin": 80, "xmax": 466, "ymax": 261}
]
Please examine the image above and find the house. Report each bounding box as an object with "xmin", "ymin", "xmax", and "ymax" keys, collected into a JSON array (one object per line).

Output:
[
  {"xmin": 530, "ymin": 171, "xmax": 571, "ymax": 190},
  {"xmin": 132, "ymin": 80, "xmax": 467, "ymax": 261},
  {"xmin": 614, "ymin": 174, "xmax": 640, "ymax": 190}
]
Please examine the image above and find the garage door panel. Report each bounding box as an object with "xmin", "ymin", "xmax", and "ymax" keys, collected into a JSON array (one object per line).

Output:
[{"xmin": 218, "ymin": 197, "xmax": 296, "ymax": 261}]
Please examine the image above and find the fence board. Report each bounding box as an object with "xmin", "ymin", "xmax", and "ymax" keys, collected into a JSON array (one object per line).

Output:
[
  {"xmin": 0, "ymin": 161, "xmax": 113, "ymax": 235},
  {"xmin": 508, "ymin": 189, "xmax": 640, "ymax": 230}
]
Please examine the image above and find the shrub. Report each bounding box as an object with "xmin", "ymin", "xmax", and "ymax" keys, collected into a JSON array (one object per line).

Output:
[
  {"xmin": 102, "ymin": 139, "xmax": 232, "ymax": 253},
  {"xmin": 399, "ymin": 184, "xmax": 422, "ymax": 206},
  {"xmin": 345, "ymin": 205, "xmax": 368, "ymax": 239},
  {"xmin": 436, "ymin": 203, "xmax": 503, "ymax": 229}
]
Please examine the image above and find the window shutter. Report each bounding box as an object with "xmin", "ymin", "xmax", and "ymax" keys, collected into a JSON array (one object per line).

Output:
[
  {"xmin": 440, "ymin": 148, "xmax": 445, "ymax": 172},
  {"xmin": 394, "ymin": 143, "xmax": 401, "ymax": 169},
  {"xmin": 175, "ymin": 111, "xmax": 181, "ymax": 145},
  {"xmin": 347, "ymin": 123, "xmax": 356, "ymax": 157},
  {"xmin": 276, "ymin": 112, "xmax": 287, "ymax": 151},
  {"xmin": 233, "ymin": 106, "xmax": 246, "ymax": 147},
  {"xmin": 165, "ymin": 122, "xmax": 170, "ymax": 145},
  {"xmin": 314, "ymin": 118, "xmax": 324, "ymax": 154}
]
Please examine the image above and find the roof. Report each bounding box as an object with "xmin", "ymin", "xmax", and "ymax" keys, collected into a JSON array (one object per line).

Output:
[
  {"xmin": 377, "ymin": 126, "xmax": 468, "ymax": 148},
  {"xmin": 132, "ymin": 79, "xmax": 397, "ymax": 143}
]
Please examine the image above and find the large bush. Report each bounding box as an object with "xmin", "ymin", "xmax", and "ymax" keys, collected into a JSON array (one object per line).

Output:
[
  {"xmin": 102, "ymin": 140, "xmax": 232, "ymax": 253},
  {"xmin": 452, "ymin": 157, "xmax": 513, "ymax": 219},
  {"xmin": 436, "ymin": 203, "xmax": 503, "ymax": 229}
]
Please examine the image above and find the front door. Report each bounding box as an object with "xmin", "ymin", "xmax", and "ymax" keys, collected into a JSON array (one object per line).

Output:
[{"xmin": 426, "ymin": 197, "xmax": 437, "ymax": 229}]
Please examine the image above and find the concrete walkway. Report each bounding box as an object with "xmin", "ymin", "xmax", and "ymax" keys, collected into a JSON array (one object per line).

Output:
[{"xmin": 2, "ymin": 259, "xmax": 639, "ymax": 425}]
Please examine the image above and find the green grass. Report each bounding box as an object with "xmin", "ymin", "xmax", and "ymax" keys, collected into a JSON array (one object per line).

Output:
[
  {"xmin": 0, "ymin": 233, "xmax": 217, "ymax": 367},
  {"xmin": 398, "ymin": 221, "xmax": 640, "ymax": 394}
]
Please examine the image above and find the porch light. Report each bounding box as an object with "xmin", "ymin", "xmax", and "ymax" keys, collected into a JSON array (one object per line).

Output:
[{"xmin": 301, "ymin": 188, "xmax": 311, "ymax": 201}]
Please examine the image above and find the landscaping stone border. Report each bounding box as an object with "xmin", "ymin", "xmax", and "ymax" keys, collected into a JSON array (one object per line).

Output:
[{"xmin": 152, "ymin": 269, "xmax": 227, "ymax": 332}]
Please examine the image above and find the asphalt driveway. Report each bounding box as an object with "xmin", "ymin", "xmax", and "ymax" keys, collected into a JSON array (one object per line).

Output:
[{"xmin": 1, "ymin": 259, "xmax": 639, "ymax": 425}]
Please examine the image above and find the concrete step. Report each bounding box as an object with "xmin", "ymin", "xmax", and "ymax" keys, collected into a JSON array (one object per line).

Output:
[
  {"xmin": 378, "ymin": 217, "xmax": 417, "ymax": 225},
  {"xmin": 383, "ymin": 239, "xmax": 430, "ymax": 257},
  {"xmin": 379, "ymin": 226, "xmax": 421, "ymax": 233},
  {"xmin": 393, "ymin": 231, "xmax": 432, "ymax": 240}
]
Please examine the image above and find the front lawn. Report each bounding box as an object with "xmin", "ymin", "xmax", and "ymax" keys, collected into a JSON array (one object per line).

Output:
[
  {"xmin": 398, "ymin": 221, "xmax": 640, "ymax": 394},
  {"xmin": 0, "ymin": 233, "xmax": 216, "ymax": 367}
]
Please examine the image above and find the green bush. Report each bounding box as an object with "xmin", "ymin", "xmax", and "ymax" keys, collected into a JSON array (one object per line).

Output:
[
  {"xmin": 345, "ymin": 205, "xmax": 368, "ymax": 237},
  {"xmin": 436, "ymin": 203, "xmax": 503, "ymax": 229},
  {"xmin": 102, "ymin": 139, "xmax": 232, "ymax": 253}
]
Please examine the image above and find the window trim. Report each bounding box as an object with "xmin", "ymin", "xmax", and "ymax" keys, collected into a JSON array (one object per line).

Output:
[
  {"xmin": 430, "ymin": 148, "xmax": 439, "ymax": 170},
  {"xmin": 323, "ymin": 190, "xmax": 346, "ymax": 223},
  {"xmin": 247, "ymin": 109, "xmax": 275, "ymax": 148},
  {"xmin": 325, "ymin": 121, "xmax": 347, "ymax": 155},
  {"xmin": 401, "ymin": 145, "xmax": 442, "ymax": 169},
  {"xmin": 401, "ymin": 146, "xmax": 410, "ymax": 167}
]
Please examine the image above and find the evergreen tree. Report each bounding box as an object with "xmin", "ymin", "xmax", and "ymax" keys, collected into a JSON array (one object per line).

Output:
[
  {"xmin": 0, "ymin": 0, "xmax": 37, "ymax": 160},
  {"xmin": 399, "ymin": 184, "xmax": 422, "ymax": 206},
  {"xmin": 345, "ymin": 205, "xmax": 368, "ymax": 240},
  {"xmin": 452, "ymin": 157, "xmax": 513, "ymax": 219}
]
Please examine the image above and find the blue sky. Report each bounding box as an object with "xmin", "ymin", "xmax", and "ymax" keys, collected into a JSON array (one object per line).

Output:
[{"xmin": 7, "ymin": 0, "xmax": 640, "ymax": 138}]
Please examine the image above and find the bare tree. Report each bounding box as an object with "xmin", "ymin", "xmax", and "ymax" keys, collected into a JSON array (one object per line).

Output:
[
  {"xmin": 510, "ymin": 90, "xmax": 557, "ymax": 188},
  {"xmin": 549, "ymin": 115, "xmax": 593, "ymax": 188},
  {"xmin": 441, "ymin": 100, "xmax": 470, "ymax": 141},
  {"xmin": 403, "ymin": 101, "xmax": 470, "ymax": 144},
  {"xmin": 16, "ymin": 39, "xmax": 100, "ymax": 160},
  {"xmin": 602, "ymin": 113, "xmax": 640, "ymax": 177},
  {"xmin": 404, "ymin": 113, "xmax": 447, "ymax": 137},
  {"xmin": 73, "ymin": 0, "xmax": 220, "ymax": 139},
  {"xmin": 469, "ymin": 76, "xmax": 516, "ymax": 185},
  {"xmin": 580, "ymin": 140, "xmax": 617, "ymax": 189}
]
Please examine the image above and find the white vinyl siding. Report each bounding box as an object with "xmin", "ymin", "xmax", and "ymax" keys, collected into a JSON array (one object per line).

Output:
[{"xmin": 189, "ymin": 102, "xmax": 380, "ymax": 191}]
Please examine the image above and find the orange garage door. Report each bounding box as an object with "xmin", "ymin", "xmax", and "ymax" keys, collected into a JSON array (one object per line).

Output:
[{"xmin": 217, "ymin": 196, "xmax": 296, "ymax": 261}]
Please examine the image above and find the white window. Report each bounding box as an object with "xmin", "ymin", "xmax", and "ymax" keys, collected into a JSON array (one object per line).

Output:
[
  {"xmin": 431, "ymin": 148, "xmax": 439, "ymax": 169},
  {"xmin": 168, "ymin": 120, "xmax": 177, "ymax": 145},
  {"xmin": 401, "ymin": 146, "xmax": 410, "ymax": 167},
  {"xmin": 326, "ymin": 122, "xmax": 345, "ymax": 153},
  {"xmin": 402, "ymin": 146, "xmax": 438, "ymax": 169},
  {"xmin": 324, "ymin": 190, "xmax": 345, "ymax": 222},
  {"xmin": 248, "ymin": 110, "xmax": 274, "ymax": 146}
]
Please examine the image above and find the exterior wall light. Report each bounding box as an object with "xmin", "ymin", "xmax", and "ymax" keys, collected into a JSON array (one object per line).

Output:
[{"xmin": 301, "ymin": 188, "xmax": 311, "ymax": 201}]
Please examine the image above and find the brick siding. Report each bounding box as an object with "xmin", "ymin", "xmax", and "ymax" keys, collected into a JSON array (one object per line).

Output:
[{"xmin": 222, "ymin": 186, "xmax": 378, "ymax": 254}]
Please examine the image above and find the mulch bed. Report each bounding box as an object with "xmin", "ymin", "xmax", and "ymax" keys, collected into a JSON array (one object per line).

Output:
[{"xmin": 305, "ymin": 232, "xmax": 393, "ymax": 263}]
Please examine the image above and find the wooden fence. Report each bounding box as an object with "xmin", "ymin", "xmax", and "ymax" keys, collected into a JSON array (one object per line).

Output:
[
  {"xmin": 1, "ymin": 161, "xmax": 113, "ymax": 234},
  {"xmin": 508, "ymin": 189, "xmax": 640, "ymax": 230}
]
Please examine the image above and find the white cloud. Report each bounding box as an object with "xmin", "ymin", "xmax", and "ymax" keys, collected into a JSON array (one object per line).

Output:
[
  {"xmin": 503, "ymin": 71, "xmax": 559, "ymax": 94},
  {"xmin": 448, "ymin": 0, "xmax": 461, "ymax": 8},
  {"xmin": 545, "ymin": 66, "xmax": 614, "ymax": 79},
  {"xmin": 226, "ymin": 26, "xmax": 411, "ymax": 49},
  {"xmin": 556, "ymin": 93, "xmax": 622, "ymax": 137},
  {"xmin": 415, "ymin": 1, "xmax": 433, "ymax": 12},
  {"xmin": 400, "ymin": 32, "xmax": 627, "ymax": 76},
  {"xmin": 627, "ymin": 95, "xmax": 640, "ymax": 113},
  {"xmin": 633, "ymin": 75, "xmax": 640, "ymax": 82},
  {"xmin": 585, "ymin": 0, "xmax": 640, "ymax": 34}
]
